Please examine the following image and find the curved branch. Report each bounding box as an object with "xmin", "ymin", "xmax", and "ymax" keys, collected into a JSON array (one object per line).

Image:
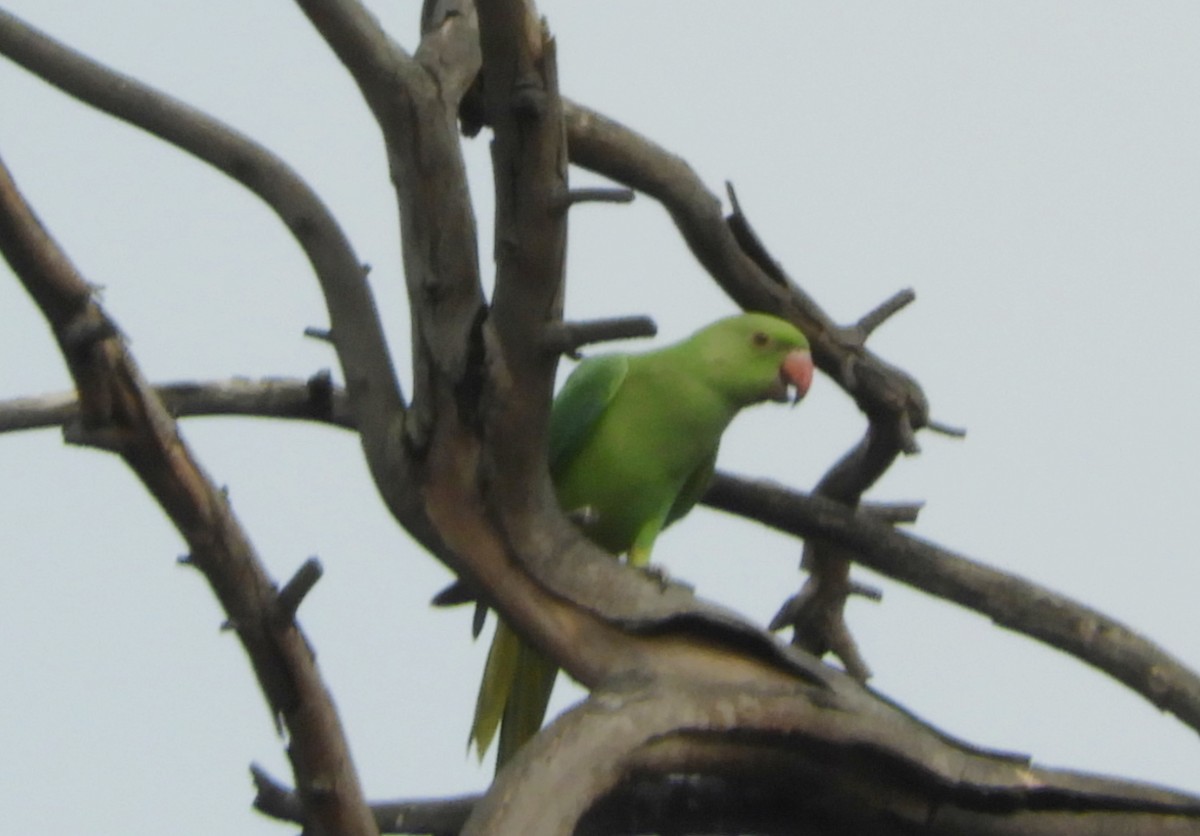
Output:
[
  {"xmin": 253, "ymin": 674, "xmax": 1200, "ymax": 836},
  {"xmin": 781, "ymin": 419, "xmax": 908, "ymax": 680},
  {"xmin": 561, "ymin": 99, "xmax": 926, "ymax": 427},
  {"xmin": 293, "ymin": 0, "xmax": 486, "ymax": 453},
  {"xmin": 0, "ymin": 157, "xmax": 378, "ymax": 835},
  {"xmin": 0, "ymin": 8, "xmax": 398, "ymax": 411},
  {"xmin": 0, "ymin": 6, "xmax": 420, "ymax": 541}
]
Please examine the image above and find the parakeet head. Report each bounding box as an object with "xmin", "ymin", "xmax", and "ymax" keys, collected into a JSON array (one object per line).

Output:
[{"xmin": 685, "ymin": 313, "xmax": 814, "ymax": 406}]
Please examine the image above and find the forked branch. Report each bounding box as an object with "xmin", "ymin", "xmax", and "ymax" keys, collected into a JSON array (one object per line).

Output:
[{"xmin": 0, "ymin": 155, "xmax": 378, "ymax": 836}]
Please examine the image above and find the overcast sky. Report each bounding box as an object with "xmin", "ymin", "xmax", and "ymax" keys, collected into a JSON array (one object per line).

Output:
[{"xmin": 2, "ymin": 2, "xmax": 1198, "ymax": 833}]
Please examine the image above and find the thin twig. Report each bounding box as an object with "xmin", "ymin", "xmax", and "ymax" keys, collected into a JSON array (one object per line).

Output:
[
  {"xmin": 554, "ymin": 186, "xmax": 636, "ymax": 212},
  {"xmin": 927, "ymin": 418, "xmax": 968, "ymax": 438},
  {"xmin": 855, "ymin": 289, "xmax": 916, "ymax": 339},
  {"xmin": 277, "ymin": 558, "xmax": 325, "ymax": 624},
  {"xmin": 541, "ymin": 316, "xmax": 657, "ymax": 357},
  {"xmin": 0, "ymin": 377, "xmax": 355, "ymax": 435}
]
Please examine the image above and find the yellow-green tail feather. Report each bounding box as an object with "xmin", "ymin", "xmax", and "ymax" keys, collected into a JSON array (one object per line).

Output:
[
  {"xmin": 469, "ymin": 619, "xmax": 520, "ymax": 760},
  {"xmin": 470, "ymin": 619, "xmax": 560, "ymax": 770},
  {"xmin": 496, "ymin": 638, "xmax": 558, "ymax": 767}
]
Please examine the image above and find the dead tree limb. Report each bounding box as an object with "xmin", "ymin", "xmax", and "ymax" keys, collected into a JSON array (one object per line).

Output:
[{"xmin": 0, "ymin": 155, "xmax": 378, "ymax": 836}]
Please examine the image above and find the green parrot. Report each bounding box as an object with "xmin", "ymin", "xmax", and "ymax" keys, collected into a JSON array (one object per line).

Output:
[{"xmin": 469, "ymin": 312, "xmax": 814, "ymax": 767}]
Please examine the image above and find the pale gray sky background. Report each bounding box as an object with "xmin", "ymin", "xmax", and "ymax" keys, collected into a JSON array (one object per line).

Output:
[{"xmin": 2, "ymin": 2, "xmax": 1198, "ymax": 833}]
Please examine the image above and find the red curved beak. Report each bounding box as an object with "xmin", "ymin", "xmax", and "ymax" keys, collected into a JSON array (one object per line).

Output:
[{"xmin": 780, "ymin": 348, "xmax": 814, "ymax": 404}]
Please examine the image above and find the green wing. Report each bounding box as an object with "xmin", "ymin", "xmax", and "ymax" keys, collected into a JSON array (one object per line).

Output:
[
  {"xmin": 471, "ymin": 353, "xmax": 628, "ymax": 769},
  {"xmin": 666, "ymin": 448, "xmax": 718, "ymax": 528},
  {"xmin": 548, "ymin": 353, "xmax": 628, "ymax": 476}
]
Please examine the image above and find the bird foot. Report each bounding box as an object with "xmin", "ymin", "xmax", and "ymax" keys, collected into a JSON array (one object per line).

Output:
[{"xmin": 639, "ymin": 563, "xmax": 673, "ymax": 591}]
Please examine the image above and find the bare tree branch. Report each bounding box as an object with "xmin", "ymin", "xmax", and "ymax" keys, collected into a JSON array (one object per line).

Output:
[
  {"xmin": 0, "ymin": 5, "xmax": 428, "ymax": 548},
  {"xmin": 0, "ymin": 373, "xmax": 354, "ymax": 434},
  {"xmin": 562, "ymin": 100, "xmax": 927, "ymax": 425},
  {"xmin": 248, "ymin": 669, "xmax": 1200, "ymax": 834},
  {"xmin": 255, "ymin": 739, "xmax": 1200, "ymax": 836},
  {"xmin": 0, "ymin": 156, "xmax": 378, "ymax": 836},
  {"xmin": 252, "ymin": 765, "xmax": 475, "ymax": 836},
  {"xmin": 475, "ymin": 0, "xmax": 570, "ymax": 517},
  {"xmin": 0, "ymin": 8, "xmax": 397, "ymax": 409},
  {"xmin": 705, "ymin": 471, "xmax": 1200, "ymax": 736},
  {"xmin": 556, "ymin": 186, "xmax": 636, "ymax": 208},
  {"xmin": 540, "ymin": 315, "xmax": 658, "ymax": 357},
  {"xmin": 293, "ymin": 0, "xmax": 486, "ymax": 456}
]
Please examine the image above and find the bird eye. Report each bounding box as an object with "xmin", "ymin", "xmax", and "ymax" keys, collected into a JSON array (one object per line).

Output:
[{"xmin": 752, "ymin": 331, "xmax": 769, "ymax": 347}]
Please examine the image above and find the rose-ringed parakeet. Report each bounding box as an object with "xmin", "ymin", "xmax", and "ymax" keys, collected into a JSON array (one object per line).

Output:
[{"xmin": 470, "ymin": 312, "xmax": 815, "ymax": 767}]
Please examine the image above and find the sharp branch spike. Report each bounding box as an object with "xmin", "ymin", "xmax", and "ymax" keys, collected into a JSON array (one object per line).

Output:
[
  {"xmin": 277, "ymin": 557, "xmax": 324, "ymax": 624},
  {"xmin": 542, "ymin": 316, "xmax": 657, "ymax": 357}
]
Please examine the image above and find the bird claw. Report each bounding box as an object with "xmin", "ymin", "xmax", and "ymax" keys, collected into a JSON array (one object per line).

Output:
[{"xmin": 639, "ymin": 563, "xmax": 672, "ymax": 591}]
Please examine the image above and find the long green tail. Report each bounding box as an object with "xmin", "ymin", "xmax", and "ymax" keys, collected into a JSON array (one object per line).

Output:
[{"xmin": 470, "ymin": 619, "xmax": 559, "ymax": 770}]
